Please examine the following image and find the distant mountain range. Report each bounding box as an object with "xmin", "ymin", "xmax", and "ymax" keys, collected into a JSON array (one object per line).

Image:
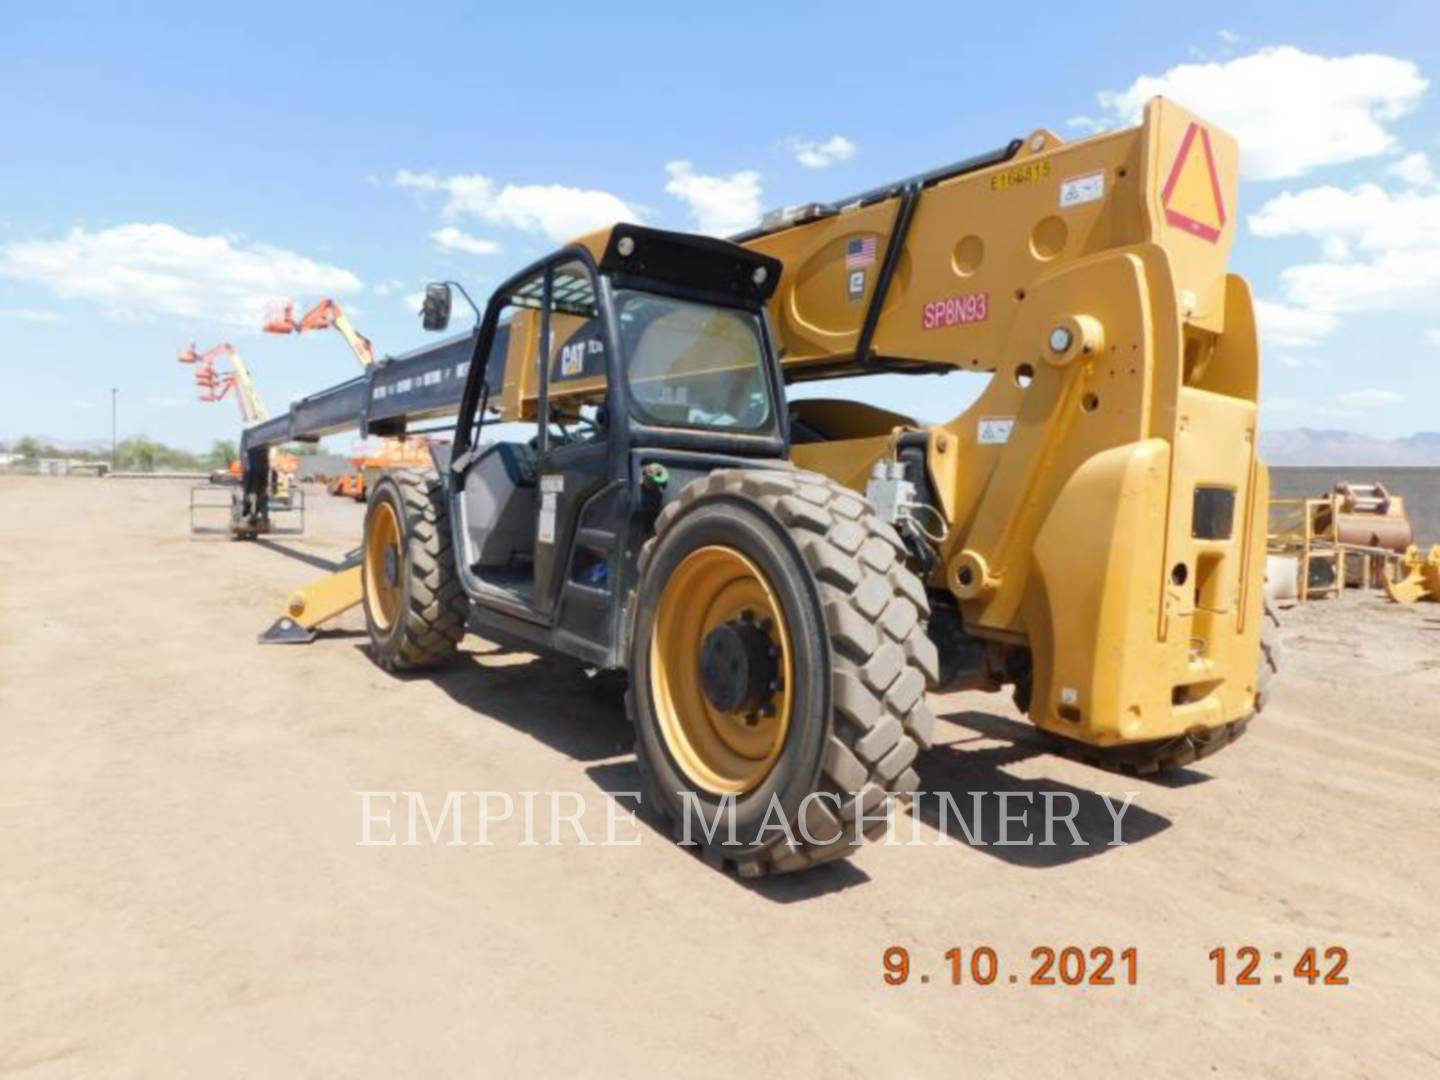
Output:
[{"xmin": 1260, "ymin": 429, "xmax": 1440, "ymax": 466}]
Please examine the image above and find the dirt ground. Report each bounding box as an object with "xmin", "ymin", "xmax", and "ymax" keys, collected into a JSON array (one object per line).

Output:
[{"xmin": 2, "ymin": 476, "xmax": 1436, "ymax": 1078}]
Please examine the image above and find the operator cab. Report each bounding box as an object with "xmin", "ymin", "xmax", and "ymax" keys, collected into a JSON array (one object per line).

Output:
[{"xmin": 428, "ymin": 225, "xmax": 784, "ymax": 663}]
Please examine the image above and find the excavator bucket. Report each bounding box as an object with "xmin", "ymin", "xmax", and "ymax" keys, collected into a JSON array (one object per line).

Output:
[{"xmin": 1384, "ymin": 545, "xmax": 1440, "ymax": 604}]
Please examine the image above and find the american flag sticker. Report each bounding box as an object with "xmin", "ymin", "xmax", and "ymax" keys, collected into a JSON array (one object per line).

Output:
[{"xmin": 845, "ymin": 234, "xmax": 877, "ymax": 269}]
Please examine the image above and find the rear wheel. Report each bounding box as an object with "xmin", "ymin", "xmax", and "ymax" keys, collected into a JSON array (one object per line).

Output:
[
  {"xmin": 362, "ymin": 469, "xmax": 468, "ymax": 671},
  {"xmin": 1050, "ymin": 599, "xmax": 1281, "ymax": 774},
  {"xmin": 628, "ymin": 469, "xmax": 937, "ymax": 876}
]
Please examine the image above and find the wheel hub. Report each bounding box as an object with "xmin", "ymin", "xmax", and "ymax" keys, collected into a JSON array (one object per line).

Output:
[
  {"xmin": 698, "ymin": 613, "xmax": 780, "ymax": 716},
  {"xmin": 648, "ymin": 545, "xmax": 795, "ymax": 794}
]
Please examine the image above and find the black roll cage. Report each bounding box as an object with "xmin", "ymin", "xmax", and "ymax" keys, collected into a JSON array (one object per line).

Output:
[{"xmin": 448, "ymin": 235, "xmax": 791, "ymax": 485}]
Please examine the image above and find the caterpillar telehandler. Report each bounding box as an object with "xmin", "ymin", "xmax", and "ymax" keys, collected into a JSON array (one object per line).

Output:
[{"xmin": 240, "ymin": 96, "xmax": 1275, "ymax": 875}]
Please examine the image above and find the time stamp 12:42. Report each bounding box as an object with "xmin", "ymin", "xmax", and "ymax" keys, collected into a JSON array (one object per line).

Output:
[{"xmin": 881, "ymin": 946, "xmax": 1351, "ymax": 988}]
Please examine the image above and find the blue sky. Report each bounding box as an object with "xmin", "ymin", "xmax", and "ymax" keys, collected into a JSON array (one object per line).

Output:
[{"xmin": 2, "ymin": 1, "xmax": 1438, "ymax": 451}]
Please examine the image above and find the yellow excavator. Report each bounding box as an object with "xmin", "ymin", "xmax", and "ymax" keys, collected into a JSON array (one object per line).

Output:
[{"xmin": 249, "ymin": 97, "xmax": 1276, "ymax": 873}]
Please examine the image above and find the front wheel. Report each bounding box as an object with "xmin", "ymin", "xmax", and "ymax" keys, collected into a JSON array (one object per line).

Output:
[
  {"xmin": 362, "ymin": 469, "xmax": 468, "ymax": 671},
  {"xmin": 628, "ymin": 469, "xmax": 938, "ymax": 877}
]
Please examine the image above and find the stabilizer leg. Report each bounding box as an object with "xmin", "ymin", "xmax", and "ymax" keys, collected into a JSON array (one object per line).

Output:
[{"xmin": 258, "ymin": 562, "xmax": 363, "ymax": 644}]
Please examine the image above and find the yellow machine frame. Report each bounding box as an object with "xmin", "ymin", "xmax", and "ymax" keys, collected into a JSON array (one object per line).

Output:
[{"xmin": 743, "ymin": 97, "xmax": 1265, "ymax": 748}]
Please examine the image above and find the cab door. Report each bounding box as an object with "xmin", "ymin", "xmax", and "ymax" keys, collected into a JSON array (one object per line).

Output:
[{"xmin": 530, "ymin": 256, "xmax": 618, "ymax": 620}]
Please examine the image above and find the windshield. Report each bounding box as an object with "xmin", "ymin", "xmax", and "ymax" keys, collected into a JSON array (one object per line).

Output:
[{"xmin": 616, "ymin": 291, "xmax": 774, "ymax": 433}]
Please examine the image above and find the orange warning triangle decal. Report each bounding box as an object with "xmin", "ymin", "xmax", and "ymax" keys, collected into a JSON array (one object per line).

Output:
[{"xmin": 1161, "ymin": 122, "xmax": 1226, "ymax": 243}]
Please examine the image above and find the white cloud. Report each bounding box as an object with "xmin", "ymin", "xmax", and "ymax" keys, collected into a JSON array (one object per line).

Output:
[
  {"xmin": 1278, "ymin": 250, "xmax": 1440, "ymax": 316},
  {"xmin": 396, "ymin": 170, "xmax": 637, "ymax": 242},
  {"xmin": 1095, "ymin": 46, "xmax": 1427, "ymax": 180},
  {"xmin": 785, "ymin": 135, "xmax": 857, "ymax": 169},
  {"xmin": 1335, "ymin": 387, "xmax": 1402, "ymax": 409},
  {"xmin": 1250, "ymin": 183, "xmax": 1440, "ymax": 318},
  {"xmin": 0, "ymin": 223, "xmax": 361, "ymax": 328},
  {"xmin": 1279, "ymin": 355, "xmax": 1304, "ymax": 369},
  {"xmin": 431, "ymin": 226, "xmax": 503, "ymax": 256},
  {"xmin": 664, "ymin": 162, "xmax": 763, "ymax": 237},
  {"xmin": 402, "ymin": 292, "xmax": 424, "ymax": 315},
  {"xmin": 1261, "ymin": 395, "xmax": 1298, "ymax": 412},
  {"xmin": 1066, "ymin": 116, "xmax": 1110, "ymax": 135},
  {"xmin": 1254, "ymin": 298, "xmax": 1338, "ymax": 347},
  {"xmin": 371, "ymin": 278, "xmax": 406, "ymax": 297},
  {"xmin": 0, "ymin": 306, "xmax": 60, "ymax": 321},
  {"xmin": 1427, "ymin": 328, "xmax": 1440, "ymax": 347},
  {"xmin": 1388, "ymin": 152, "xmax": 1435, "ymax": 188},
  {"xmin": 1250, "ymin": 183, "xmax": 1440, "ymax": 252}
]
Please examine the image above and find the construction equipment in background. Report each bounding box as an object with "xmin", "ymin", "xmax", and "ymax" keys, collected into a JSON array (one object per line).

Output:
[
  {"xmin": 329, "ymin": 470, "xmax": 365, "ymax": 499},
  {"xmin": 1268, "ymin": 481, "xmax": 1412, "ymax": 600},
  {"xmin": 1384, "ymin": 545, "xmax": 1440, "ymax": 604},
  {"xmin": 235, "ymin": 97, "xmax": 1277, "ymax": 874},
  {"xmin": 1268, "ymin": 497, "xmax": 1341, "ymax": 601},
  {"xmin": 180, "ymin": 342, "xmax": 270, "ymax": 424},
  {"xmin": 342, "ymin": 437, "xmax": 436, "ymax": 502},
  {"xmin": 178, "ymin": 343, "xmax": 304, "ymax": 538},
  {"xmin": 263, "ymin": 299, "xmax": 426, "ymax": 502},
  {"xmin": 264, "ymin": 298, "xmax": 376, "ymax": 369},
  {"xmin": 1324, "ymin": 482, "xmax": 1413, "ymax": 555}
]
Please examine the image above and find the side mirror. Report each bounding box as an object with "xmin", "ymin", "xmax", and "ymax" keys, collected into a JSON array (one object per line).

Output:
[{"xmin": 421, "ymin": 283, "xmax": 452, "ymax": 331}]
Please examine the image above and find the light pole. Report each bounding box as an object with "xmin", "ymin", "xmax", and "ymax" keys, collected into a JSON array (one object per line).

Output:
[{"xmin": 110, "ymin": 387, "xmax": 118, "ymax": 470}]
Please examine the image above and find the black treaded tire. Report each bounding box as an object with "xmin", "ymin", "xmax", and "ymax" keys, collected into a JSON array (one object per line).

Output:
[
  {"xmin": 1050, "ymin": 599, "xmax": 1281, "ymax": 775},
  {"xmin": 627, "ymin": 468, "xmax": 938, "ymax": 877},
  {"xmin": 1255, "ymin": 597, "xmax": 1281, "ymax": 712},
  {"xmin": 362, "ymin": 469, "xmax": 468, "ymax": 672}
]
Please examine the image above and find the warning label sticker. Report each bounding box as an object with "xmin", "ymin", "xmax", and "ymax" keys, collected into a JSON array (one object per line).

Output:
[
  {"xmin": 1060, "ymin": 170, "xmax": 1105, "ymax": 209},
  {"xmin": 1161, "ymin": 122, "xmax": 1227, "ymax": 243},
  {"xmin": 977, "ymin": 417, "xmax": 1014, "ymax": 445}
]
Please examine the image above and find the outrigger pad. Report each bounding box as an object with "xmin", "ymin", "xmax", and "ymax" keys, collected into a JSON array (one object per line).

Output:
[{"xmin": 258, "ymin": 616, "xmax": 318, "ymax": 645}]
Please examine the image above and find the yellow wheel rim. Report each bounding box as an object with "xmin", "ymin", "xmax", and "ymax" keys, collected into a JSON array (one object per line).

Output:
[
  {"xmin": 365, "ymin": 500, "xmax": 403, "ymax": 631},
  {"xmin": 650, "ymin": 545, "xmax": 794, "ymax": 795}
]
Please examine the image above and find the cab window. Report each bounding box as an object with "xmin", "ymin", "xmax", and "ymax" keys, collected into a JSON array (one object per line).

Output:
[{"xmin": 617, "ymin": 291, "xmax": 772, "ymax": 433}]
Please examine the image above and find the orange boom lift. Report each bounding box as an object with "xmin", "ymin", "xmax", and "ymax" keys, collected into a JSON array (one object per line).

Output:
[{"xmin": 263, "ymin": 298, "xmax": 429, "ymax": 499}]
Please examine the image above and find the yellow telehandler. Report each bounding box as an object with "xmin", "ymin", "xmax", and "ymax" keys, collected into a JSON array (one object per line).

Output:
[{"xmin": 242, "ymin": 96, "xmax": 1276, "ymax": 875}]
